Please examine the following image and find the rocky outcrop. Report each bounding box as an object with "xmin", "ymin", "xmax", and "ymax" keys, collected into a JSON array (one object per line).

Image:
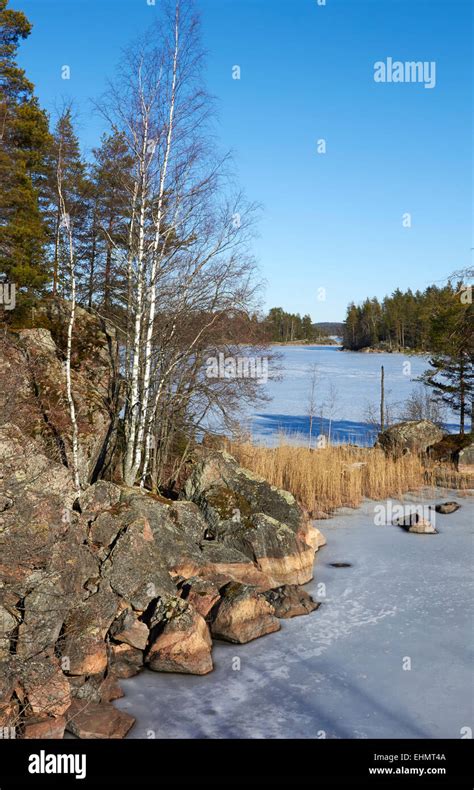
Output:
[
  {"xmin": 376, "ymin": 420, "xmax": 445, "ymax": 458},
  {"xmin": 0, "ymin": 303, "xmax": 118, "ymax": 486},
  {"xmin": 0, "ymin": 318, "xmax": 325, "ymax": 739},
  {"xmin": 0, "ymin": 425, "xmax": 325, "ymax": 738},
  {"xmin": 0, "ymin": 424, "xmax": 125, "ymax": 738},
  {"xmin": 182, "ymin": 449, "xmax": 323, "ymax": 585}
]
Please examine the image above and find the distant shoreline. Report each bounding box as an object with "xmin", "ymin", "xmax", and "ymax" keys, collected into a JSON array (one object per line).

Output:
[
  {"xmin": 341, "ymin": 346, "xmax": 428, "ymax": 355},
  {"xmin": 271, "ymin": 341, "xmax": 341, "ymax": 348}
]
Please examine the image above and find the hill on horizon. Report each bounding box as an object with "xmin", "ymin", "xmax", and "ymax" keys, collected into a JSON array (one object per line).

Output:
[{"xmin": 313, "ymin": 322, "xmax": 345, "ymax": 336}]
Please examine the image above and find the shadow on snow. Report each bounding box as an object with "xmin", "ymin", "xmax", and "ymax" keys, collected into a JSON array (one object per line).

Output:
[
  {"xmin": 251, "ymin": 413, "xmax": 379, "ymax": 446},
  {"xmin": 251, "ymin": 413, "xmax": 461, "ymax": 447}
]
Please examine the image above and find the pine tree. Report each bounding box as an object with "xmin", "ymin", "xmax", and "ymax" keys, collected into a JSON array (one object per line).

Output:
[
  {"xmin": 342, "ymin": 284, "xmax": 466, "ymax": 353},
  {"xmin": 301, "ymin": 314, "xmax": 314, "ymax": 341},
  {"xmin": 343, "ymin": 303, "xmax": 359, "ymax": 348},
  {"xmin": 419, "ymin": 286, "xmax": 473, "ymax": 434},
  {"xmin": 85, "ymin": 131, "xmax": 133, "ymax": 312},
  {"xmin": 0, "ymin": 0, "xmax": 51, "ymax": 299}
]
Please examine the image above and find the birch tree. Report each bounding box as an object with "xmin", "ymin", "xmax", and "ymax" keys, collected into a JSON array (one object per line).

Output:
[
  {"xmin": 55, "ymin": 119, "xmax": 81, "ymax": 495},
  {"xmin": 98, "ymin": 0, "xmax": 266, "ymax": 488}
]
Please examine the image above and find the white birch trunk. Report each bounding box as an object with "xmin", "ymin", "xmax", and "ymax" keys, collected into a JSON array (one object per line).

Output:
[
  {"xmin": 124, "ymin": 178, "xmax": 139, "ymax": 382},
  {"xmin": 57, "ymin": 156, "xmax": 81, "ymax": 496},
  {"xmin": 123, "ymin": 114, "xmax": 150, "ymax": 486},
  {"xmin": 133, "ymin": 11, "xmax": 180, "ymax": 486}
]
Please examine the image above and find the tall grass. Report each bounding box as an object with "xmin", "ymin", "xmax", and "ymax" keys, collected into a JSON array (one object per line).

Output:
[{"xmin": 226, "ymin": 440, "xmax": 470, "ymax": 514}]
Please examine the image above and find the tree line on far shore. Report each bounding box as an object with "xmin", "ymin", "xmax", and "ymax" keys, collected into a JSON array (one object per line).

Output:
[
  {"xmin": 342, "ymin": 284, "xmax": 470, "ymax": 352},
  {"xmin": 263, "ymin": 308, "xmax": 340, "ymax": 343},
  {"xmin": 343, "ymin": 283, "xmax": 473, "ymax": 434}
]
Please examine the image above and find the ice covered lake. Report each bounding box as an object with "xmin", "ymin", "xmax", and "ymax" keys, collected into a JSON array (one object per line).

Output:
[
  {"xmin": 116, "ymin": 491, "xmax": 474, "ymax": 739},
  {"xmin": 239, "ymin": 346, "xmax": 460, "ymax": 446}
]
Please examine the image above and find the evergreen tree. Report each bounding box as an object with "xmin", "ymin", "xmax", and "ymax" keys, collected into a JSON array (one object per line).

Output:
[
  {"xmin": 418, "ymin": 286, "xmax": 473, "ymax": 434},
  {"xmin": 301, "ymin": 313, "xmax": 314, "ymax": 341},
  {"xmin": 0, "ymin": 0, "xmax": 51, "ymax": 298},
  {"xmin": 84, "ymin": 131, "xmax": 133, "ymax": 312},
  {"xmin": 266, "ymin": 307, "xmax": 316, "ymax": 342},
  {"xmin": 343, "ymin": 303, "xmax": 359, "ymax": 348},
  {"xmin": 342, "ymin": 284, "xmax": 464, "ymax": 353}
]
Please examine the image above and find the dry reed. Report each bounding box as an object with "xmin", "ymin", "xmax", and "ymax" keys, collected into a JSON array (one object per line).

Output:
[{"xmin": 226, "ymin": 440, "xmax": 471, "ymax": 514}]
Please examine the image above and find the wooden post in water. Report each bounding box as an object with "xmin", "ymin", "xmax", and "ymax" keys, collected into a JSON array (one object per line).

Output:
[{"xmin": 380, "ymin": 365, "xmax": 385, "ymax": 432}]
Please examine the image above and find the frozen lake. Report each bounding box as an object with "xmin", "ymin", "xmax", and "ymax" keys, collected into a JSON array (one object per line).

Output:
[
  {"xmin": 240, "ymin": 346, "xmax": 460, "ymax": 446},
  {"xmin": 116, "ymin": 490, "xmax": 474, "ymax": 739}
]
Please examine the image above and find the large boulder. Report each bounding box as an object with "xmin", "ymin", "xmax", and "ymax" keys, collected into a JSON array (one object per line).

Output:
[
  {"xmin": 97, "ymin": 486, "xmax": 281, "ymax": 591},
  {"xmin": 392, "ymin": 510, "xmax": 437, "ymax": 534},
  {"xmin": 172, "ymin": 540, "xmax": 280, "ymax": 591},
  {"xmin": 262, "ymin": 585, "xmax": 320, "ymax": 618},
  {"xmin": 210, "ymin": 583, "xmax": 280, "ymax": 644},
  {"xmin": 65, "ymin": 699, "xmax": 135, "ymax": 739},
  {"xmin": 376, "ymin": 420, "xmax": 445, "ymax": 457},
  {"xmin": 182, "ymin": 449, "xmax": 321, "ymax": 585},
  {"xmin": 146, "ymin": 600, "xmax": 213, "ymax": 675}
]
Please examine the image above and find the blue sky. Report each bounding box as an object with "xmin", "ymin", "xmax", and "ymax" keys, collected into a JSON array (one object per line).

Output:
[{"xmin": 16, "ymin": 0, "xmax": 472, "ymax": 321}]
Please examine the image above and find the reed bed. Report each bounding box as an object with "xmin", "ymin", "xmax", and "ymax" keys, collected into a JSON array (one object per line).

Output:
[{"xmin": 226, "ymin": 440, "xmax": 471, "ymax": 514}]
